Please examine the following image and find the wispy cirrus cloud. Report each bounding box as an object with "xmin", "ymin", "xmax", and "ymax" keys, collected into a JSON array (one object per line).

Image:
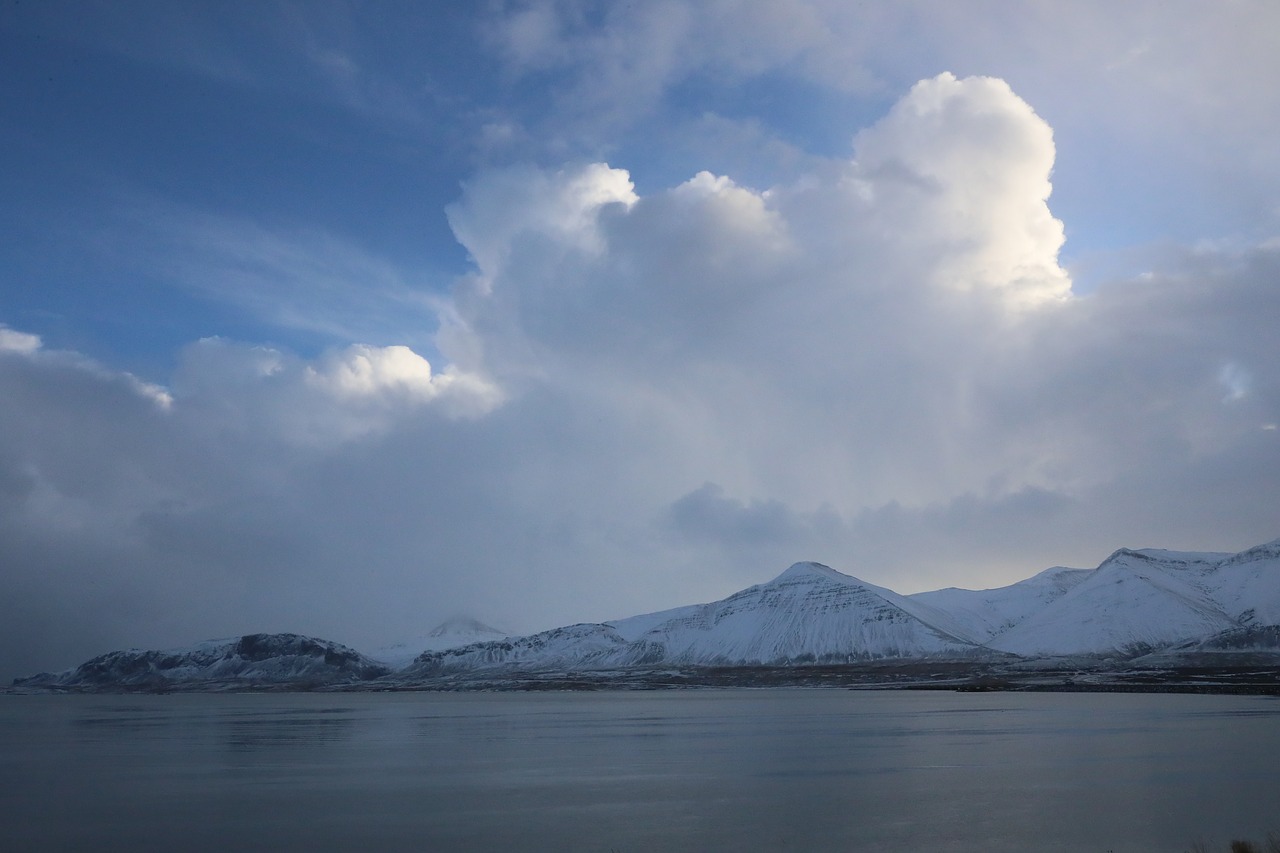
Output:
[{"xmin": 102, "ymin": 200, "xmax": 447, "ymax": 354}]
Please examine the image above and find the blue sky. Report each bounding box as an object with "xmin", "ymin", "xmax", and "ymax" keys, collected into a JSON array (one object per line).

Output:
[{"xmin": 2, "ymin": 1, "xmax": 1279, "ymax": 678}]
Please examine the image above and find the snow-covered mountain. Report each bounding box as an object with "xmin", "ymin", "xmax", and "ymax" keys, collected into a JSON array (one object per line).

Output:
[
  {"xmin": 408, "ymin": 623, "xmax": 635, "ymax": 676},
  {"xmin": 410, "ymin": 541, "xmax": 1280, "ymax": 673},
  {"xmin": 371, "ymin": 616, "xmax": 509, "ymax": 669},
  {"xmin": 14, "ymin": 633, "xmax": 391, "ymax": 690},
  {"xmin": 612, "ymin": 562, "xmax": 984, "ymax": 663},
  {"xmin": 407, "ymin": 561, "xmax": 990, "ymax": 675},
  {"xmin": 904, "ymin": 541, "xmax": 1280, "ymax": 658},
  {"xmin": 15, "ymin": 538, "xmax": 1280, "ymax": 690},
  {"xmin": 1196, "ymin": 540, "xmax": 1280, "ymax": 625},
  {"xmin": 985, "ymin": 548, "xmax": 1236, "ymax": 657}
]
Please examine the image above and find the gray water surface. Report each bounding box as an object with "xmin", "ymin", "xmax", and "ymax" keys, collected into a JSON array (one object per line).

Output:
[{"xmin": 2, "ymin": 690, "xmax": 1278, "ymax": 852}]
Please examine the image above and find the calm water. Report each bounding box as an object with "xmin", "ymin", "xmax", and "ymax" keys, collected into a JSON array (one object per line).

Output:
[{"xmin": 2, "ymin": 690, "xmax": 1278, "ymax": 852}]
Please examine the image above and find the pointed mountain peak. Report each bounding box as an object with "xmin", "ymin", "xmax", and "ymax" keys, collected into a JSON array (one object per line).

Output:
[
  {"xmin": 426, "ymin": 616, "xmax": 507, "ymax": 638},
  {"xmin": 769, "ymin": 561, "xmax": 860, "ymax": 585},
  {"xmin": 1102, "ymin": 547, "xmax": 1145, "ymax": 564},
  {"xmin": 1097, "ymin": 548, "xmax": 1163, "ymax": 572}
]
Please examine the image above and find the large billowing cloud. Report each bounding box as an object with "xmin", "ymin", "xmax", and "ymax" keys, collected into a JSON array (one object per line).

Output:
[
  {"xmin": 444, "ymin": 74, "xmax": 1072, "ymax": 507},
  {"xmin": 2, "ymin": 73, "xmax": 1277, "ymax": 679},
  {"xmin": 441, "ymin": 72, "xmax": 1276, "ymax": 556}
]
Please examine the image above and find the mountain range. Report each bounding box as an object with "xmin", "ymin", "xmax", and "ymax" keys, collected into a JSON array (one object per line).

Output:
[{"xmin": 13, "ymin": 538, "xmax": 1280, "ymax": 691}]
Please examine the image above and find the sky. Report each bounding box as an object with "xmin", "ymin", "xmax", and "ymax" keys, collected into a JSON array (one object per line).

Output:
[{"xmin": 2, "ymin": 0, "xmax": 1279, "ymax": 680}]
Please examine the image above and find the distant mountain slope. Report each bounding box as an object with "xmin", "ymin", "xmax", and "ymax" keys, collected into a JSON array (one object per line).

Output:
[
  {"xmin": 909, "ymin": 565, "xmax": 1092, "ymax": 642},
  {"xmin": 606, "ymin": 603, "xmax": 704, "ymax": 642},
  {"xmin": 14, "ymin": 633, "xmax": 391, "ymax": 690},
  {"xmin": 371, "ymin": 617, "xmax": 509, "ymax": 669},
  {"xmin": 1196, "ymin": 540, "xmax": 1280, "ymax": 625},
  {"xmin": 407, "ymin": 623, "xmax": 633, "ymax": 676}
]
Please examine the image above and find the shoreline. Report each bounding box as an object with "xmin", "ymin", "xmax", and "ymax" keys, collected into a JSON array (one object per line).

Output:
[{"xmin": 9, "ymin": 660, "xmax": 1280, "ymax": 696}]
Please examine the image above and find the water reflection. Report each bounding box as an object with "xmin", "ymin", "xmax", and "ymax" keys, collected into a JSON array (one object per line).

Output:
[
  {"xmin": 69, "ymin": 703, "xmax": 184, "ymax": 746},
  {"xmin": 221, "ymin": 709, "xmax": 355, "ymax": 750}
]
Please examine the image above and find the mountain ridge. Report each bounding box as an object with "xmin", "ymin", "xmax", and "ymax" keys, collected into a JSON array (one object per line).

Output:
[{"xmin": 13, "ymin": 538, "xmax": 1280, "ymax": 691}]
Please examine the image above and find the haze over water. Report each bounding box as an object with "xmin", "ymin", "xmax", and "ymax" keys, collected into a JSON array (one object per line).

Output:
[{"xmin": 3, "ymin": 690, "xmax": 1278, "ymax": 852}]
